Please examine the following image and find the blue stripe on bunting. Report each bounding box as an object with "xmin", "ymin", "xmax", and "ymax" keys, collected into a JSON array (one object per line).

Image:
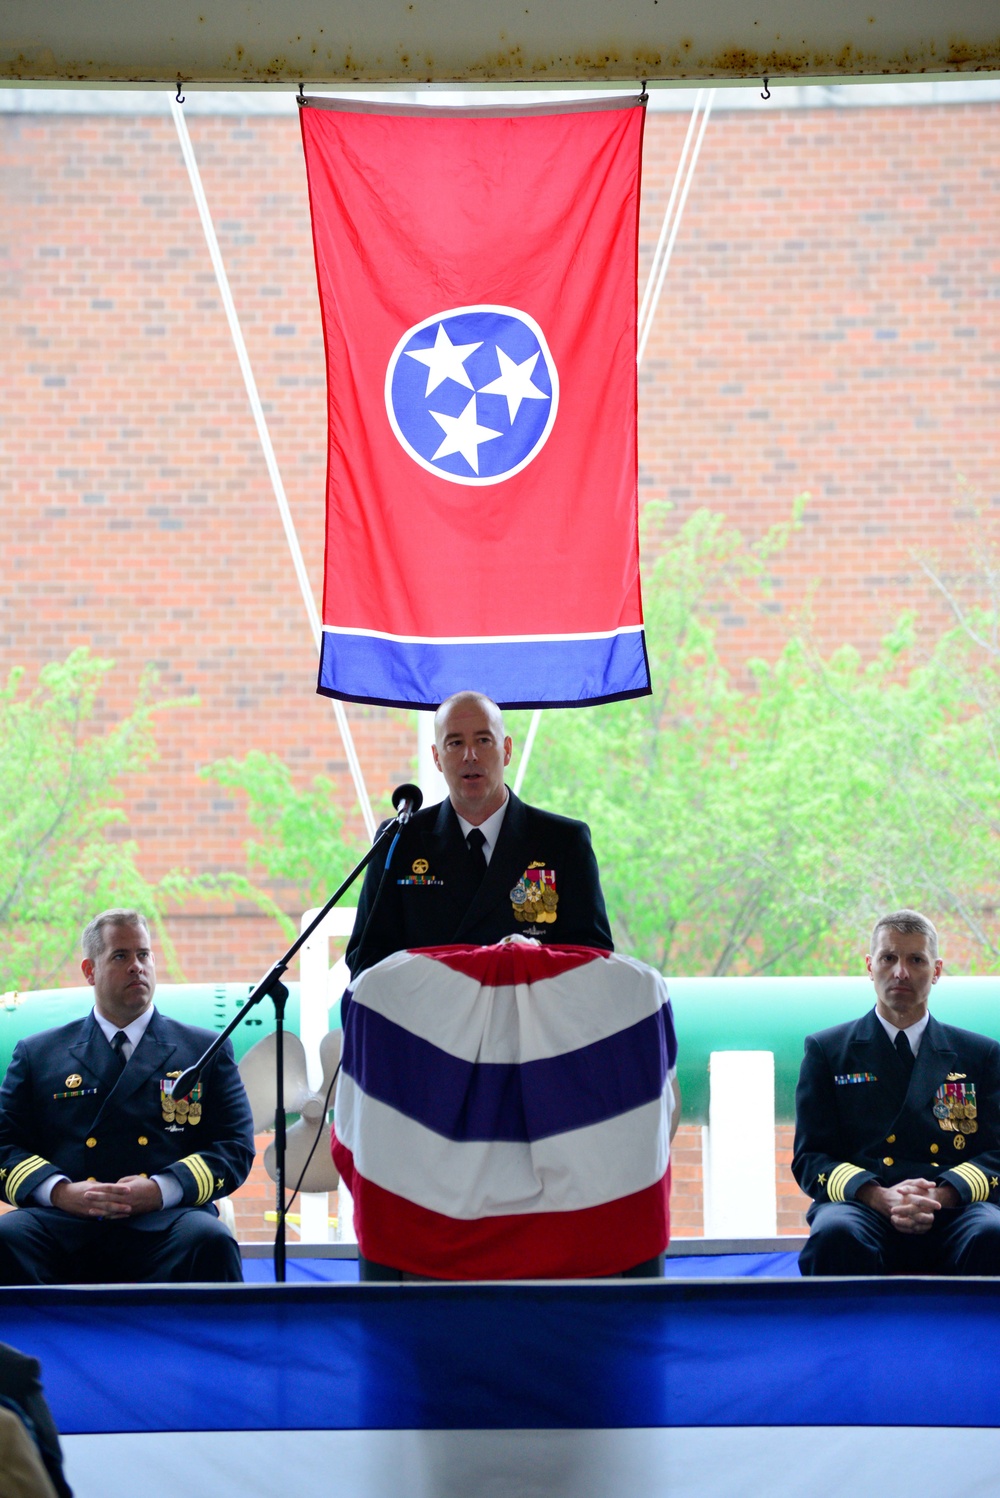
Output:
[
  {"xmin": 341, "ymin": 997, "xmax": 672, "ymax": 1142},
  {"xmin": 6, "ymin": 1280, "xmax": 1000, "ymax": 1433},
  {"xmin": 317, "ymin": 629, "xmax": 651, "ymax": 709}
]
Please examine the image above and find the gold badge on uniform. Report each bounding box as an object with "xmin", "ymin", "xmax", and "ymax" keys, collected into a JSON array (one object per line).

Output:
[
  {"xmin": 412, "ymin": 858, "xmax": 429, "ymax": 875},
  {"xmin": 161, "ymin": 1077, "xmax": 201, "ymax": 1127},
  {"xmin": 65, "ymin": 1074, "xmax": 82, "ymax": 1090},
  {"xmin": 510, "ymin": 861, "xmax": 558, "ymax": 925},
  {"xmin": 934, "ymin": 1081, "xmax": 978, "ymax": 1137}
]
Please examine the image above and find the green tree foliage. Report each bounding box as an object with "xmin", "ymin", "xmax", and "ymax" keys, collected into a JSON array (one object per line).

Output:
[
  {"xmin": 0, "ymin": 650, "xmax": 285, "ymax": 992},
  {"xmin": 519, "ymin": 505, "xmax": 1000, "ymax": 976},
  {"xmin": 0, "ymin": 650, "xmax": 182, "ymax": 990},
  {"xmin": 202, "ymin": 751, "xmax": 364, "ymax": 920}
]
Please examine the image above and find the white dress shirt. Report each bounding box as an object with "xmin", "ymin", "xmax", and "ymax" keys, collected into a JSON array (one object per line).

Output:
[{"xmin": 455, "ymin": 789, "xmax": 509, "ymax": 866}]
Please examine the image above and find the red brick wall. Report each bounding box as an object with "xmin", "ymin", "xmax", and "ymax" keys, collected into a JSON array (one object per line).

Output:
[{"xmin": 2, "ymin": 99, "xmax": 996, "ymax": 1235}]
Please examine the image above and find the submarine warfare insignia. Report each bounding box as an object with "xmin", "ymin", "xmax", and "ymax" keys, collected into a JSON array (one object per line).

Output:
[
  {"xmin": 934, "ymin": 1080, "xmax": 978, "ymax": 1136},
  {"xmin": 397, "ymin": 856, "xmax": 443, "ymax": 886},
  {"xmin": 161, "ymin": 1077, "xmax": 202, "ymax": 1128},
  {"xmin": 510, "ymin": 861, "xmax": 558, "ymax": 925}
]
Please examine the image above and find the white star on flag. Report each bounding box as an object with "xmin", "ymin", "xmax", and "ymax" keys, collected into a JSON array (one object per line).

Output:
[
  {"xmin": 478, "ymin": 348, "xmax": 549, "ymax": 424},
  {"xmin": 406, "ymin": 323, "xmax": 482, "ymax": 397},
  {"xmin": 429, "ymin": 396, "xmax": 503, "ymax": 475}
]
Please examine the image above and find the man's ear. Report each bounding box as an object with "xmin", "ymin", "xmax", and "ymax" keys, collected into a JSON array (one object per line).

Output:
[
  {"xmin": 82, "ymin": 958, "xmax": 96, "ymax": 988},
  {"xmin": 503, "ymin": 735, "xmax": 512, "ymax": 767},
  {"xmin": 865, "ymin": 954, "xmax": 874, "ymax": 980},
  {"xmin": 431, "ymin": 743, "xmax": 442, "ymax": 771}
]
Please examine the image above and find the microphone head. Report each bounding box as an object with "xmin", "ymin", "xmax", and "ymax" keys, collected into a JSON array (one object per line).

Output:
[{"xmin": 391, "ymin": 782, "xmax": 423, "ymax": 814}]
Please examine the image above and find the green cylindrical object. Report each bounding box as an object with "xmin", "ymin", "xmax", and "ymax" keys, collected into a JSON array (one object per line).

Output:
[
  {"xmin": 3, "ymin": 975, "xmax": 998, "ymax": 1125},
  {"xmin": 0, "ymin": 982, "xmax": 340, "ymax": 1079},
  {"xmin": 670, "ymin": 975, "xmax": 1000, "ymax": 1123}
]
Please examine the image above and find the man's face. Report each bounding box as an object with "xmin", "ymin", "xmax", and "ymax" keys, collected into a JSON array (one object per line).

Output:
[
  {"xmin": 82, "ymin": 922, "xmax": 156, "ymax": 1025},
  {"xmin": 432, "ymin": 698, "xmax": 512, "ymax": 824},
  {"xmin": 866, "ymin": 927, "xmax": 942, "ymax": 1023}
]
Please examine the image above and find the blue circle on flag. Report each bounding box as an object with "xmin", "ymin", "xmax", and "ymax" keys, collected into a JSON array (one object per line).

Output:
[{"xmin": 384, "ymin": 305, "xmax": 559, "ymax": 486}]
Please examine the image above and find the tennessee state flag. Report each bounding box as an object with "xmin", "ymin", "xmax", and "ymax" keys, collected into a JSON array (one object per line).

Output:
[{"xmin": 300, "ymin": 96, "xmax": 650, "ymax": 709}]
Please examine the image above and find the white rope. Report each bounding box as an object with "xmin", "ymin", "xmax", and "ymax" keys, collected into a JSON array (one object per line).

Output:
[
  {"xmin": 512, "ymin": 708, "xmax": 542, "ymax": 797},
  {"xmin": 512, "ymin": 101, "xmax": 718, "ymax": 798},
  {"xmin": 637, "ymin": 89, "xmax": 705, "ymax": 345},
  {"xmin": 170, "ymin": 98, "xmax": 376, "ymax": 841},
  {"xmin": 636, "ymin": 89, "xmax": 715, "ymax": 369}
]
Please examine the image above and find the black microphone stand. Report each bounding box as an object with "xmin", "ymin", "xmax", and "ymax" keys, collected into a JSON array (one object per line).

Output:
[{"xmin": 170, "ymin": 788, "xmax": 421, "ymax": 1283}]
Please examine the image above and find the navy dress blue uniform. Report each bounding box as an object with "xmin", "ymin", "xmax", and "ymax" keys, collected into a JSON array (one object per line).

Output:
[
  {"xmin": 0, "ymin": 1009, "xmax": 255, "ymax": 1285},
  {"xmin": 793, "ymin": 1009, "xmax": 1000, "ymax": 1274},
  {"xmin": 347, "ymin": 790, "xmax": 613, "ymax": 977}
]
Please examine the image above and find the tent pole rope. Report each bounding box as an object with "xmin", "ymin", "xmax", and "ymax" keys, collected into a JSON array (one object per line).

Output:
[
  {"xmin": 512, "ymin": 708, "xmax": 542, "ymax": 796},
  {"xmin": 170, "ymin": 97, "xmax": 376, "ymax": 841},
  {"xmin": 637, "ymin": 89, "xmax": 715, "ymax": 369},
  {"xmin": 637, "ymin": 88, "xmax": 705, "ymax": 346}
]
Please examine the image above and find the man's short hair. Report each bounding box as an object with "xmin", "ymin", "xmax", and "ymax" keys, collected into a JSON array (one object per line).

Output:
[
  {"xmin": 433, "ymin": 690, "xmax": 504, "ymax": 732},
  {"xmin": 869, "ymin": 909, "xmax": 939, "ymax": 959},
  {"xmin": 81, "ymin": 909, "xmax": 151, "ymax": 962}
]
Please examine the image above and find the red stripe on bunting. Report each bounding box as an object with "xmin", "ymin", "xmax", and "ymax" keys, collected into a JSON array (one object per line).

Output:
[
  {"xmin": 333, "ymin": 1136, "xmax": 670, "ymax": 1279},
  {"xmin": 409, "ymin": 942, "xmax": 611, "ymax": 984}
]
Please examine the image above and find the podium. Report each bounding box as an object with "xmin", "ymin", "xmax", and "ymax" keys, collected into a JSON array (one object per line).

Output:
[{"xmin": 332, "ymin": 941, "xmax": 677, "ymax": 1278}]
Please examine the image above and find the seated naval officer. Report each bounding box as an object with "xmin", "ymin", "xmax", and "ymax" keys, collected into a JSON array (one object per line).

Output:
[
  {"xmin": 793, "ymin": 908, "xmax": 1000, "ymax": 1275},
  {"xmin": 346, "ymin": 689, "xmax": 614, "ymax": 976},
  {"xmin": 0, "ymin": 909, "xmax": 255, "ymax": 1284}
]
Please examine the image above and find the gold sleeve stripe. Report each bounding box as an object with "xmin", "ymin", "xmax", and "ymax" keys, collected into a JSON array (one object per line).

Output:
[
  {"xmin": 6, "ymin": 1155, "xmax": 52, "ymax": 1205},
  {"xmin": 177, "ymin": 1154, "xmax": 215, "ymax": 1206},
  {"xmin": 952, "ymin": 1162, "xmax": 990, "ymax": 1203},
  {"xmin": 827, "ymin": 1163, "xmax": 865, "ymax": 1203}
]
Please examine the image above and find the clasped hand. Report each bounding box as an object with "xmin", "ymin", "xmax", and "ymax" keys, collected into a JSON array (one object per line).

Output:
[
  {"xmin": 858, "ymin": 1177, "xmax": 960, "ymax": 1234},
  {"xmin": 50, "ymin": 1175, "xmax": 163, "ymax": 1219}
]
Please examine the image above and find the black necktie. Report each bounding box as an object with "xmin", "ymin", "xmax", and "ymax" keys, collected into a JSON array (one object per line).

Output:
[
  {"xmin": 110, "ymin": 1030, "xmax": 129, "ymax": 1071},
  {"xmin": 894, "ymin": 1029, "xmax": 914, "ymax": 1075},
  {"xmin": 466, "ymin": 827, "xmax": 488, "ymax": 883}
]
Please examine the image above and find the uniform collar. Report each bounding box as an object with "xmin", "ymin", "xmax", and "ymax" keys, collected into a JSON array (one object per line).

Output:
[
  {"xmin": 454, "ymin": 788, "xmax": 510, "ymax": 860},
  {"xmin": 92, "ymin": 1003, "xmax": 156, "ymax": 1049},
  {"xmin": 874, "ymin": 1005, "xmax": 930, "ymax": 1055}
]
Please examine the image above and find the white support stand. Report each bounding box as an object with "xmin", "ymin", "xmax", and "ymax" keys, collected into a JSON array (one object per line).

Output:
[
  {"xmin": 701, "ymin": 1051, "xmax": 777, "ymax": 1239},
  {"xmin": 298, "ymin": 906, "xmax": 357, "ymax": 1245}
]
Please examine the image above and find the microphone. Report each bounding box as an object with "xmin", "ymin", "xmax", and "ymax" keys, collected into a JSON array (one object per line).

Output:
[{"xmin": 391, "ymin": 782, "xmax": 423, "ymax": 824}]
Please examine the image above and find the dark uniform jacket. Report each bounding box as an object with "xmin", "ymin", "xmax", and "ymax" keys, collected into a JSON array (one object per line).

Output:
[
  {"xmin": 0, "ymin": 1009, "xmax": 255, "ymax": 1225},
  {"xmin": 347, "ymin": 790, "xmax": 613, "ymax": 976},
  {"xmin": 793, "ymin": 1009, "xmax": 1000, "ymax": 1211}
]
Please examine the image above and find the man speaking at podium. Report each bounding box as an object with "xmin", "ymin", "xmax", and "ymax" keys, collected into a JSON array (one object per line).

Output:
[{"xmin": 347, "ymin": 690, "xmax": 614, "ymax": 976}]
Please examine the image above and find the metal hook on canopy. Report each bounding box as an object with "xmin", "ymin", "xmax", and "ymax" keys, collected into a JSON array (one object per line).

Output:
[
  {"xmin": 639, "ymin": 78, "xmax": 649, "ymax": 105},
  {"xmin": 761, "ymin": 76, "xmax": 770, "ymax": 100},
  {"xmin": 176, "ymin": 80, "xmax": 185, "ymax": 105},
  {"xmin": 298, "ymin": 82, "xmax": 305, "ymax": 106}
]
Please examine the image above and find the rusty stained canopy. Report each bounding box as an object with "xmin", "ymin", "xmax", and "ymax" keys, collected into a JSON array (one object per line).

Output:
[{"xmin": 2, "ymin": 0, "xmax": 1000, "ymax": 85}]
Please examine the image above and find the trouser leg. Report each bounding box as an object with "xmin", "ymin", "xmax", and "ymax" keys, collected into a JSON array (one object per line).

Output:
[
  {"xmin": 124, "ymin": 1211, "xmax": 244, "ymax": 1283},
  {"xmin": 934, "ymin": 1204, "xmax": 1000, "ymax": 1275},
  {"xmin": 799, "ymin": 1201, "xmax": 894, "ymax": 1275},
  {"xmin": 0, "ymin": 1209, "xmax": 98, "ymax": 1286}
]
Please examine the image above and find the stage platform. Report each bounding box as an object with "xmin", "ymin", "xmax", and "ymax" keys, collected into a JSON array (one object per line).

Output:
[
  {"xmin": 236, "ymin": 1237, "xmax": 807, "ymax": 1282},
  {"xmin": 3, "ymin": 1267, "xmax": 1000, "ymax": 1498}
]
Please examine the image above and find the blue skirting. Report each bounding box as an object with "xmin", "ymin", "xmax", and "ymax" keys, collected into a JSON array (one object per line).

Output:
[
  {"xmin": 317, "ymin": 629, "xmax": 651, "ymax": 709},
  {"xmin": 4, "ymin": 1277, "xmax": 1000, "ymax": 1435}
]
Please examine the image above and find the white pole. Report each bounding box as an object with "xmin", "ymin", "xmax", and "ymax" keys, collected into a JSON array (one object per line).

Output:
[
  {"xmin": 637, "ymin": 89, "xmax": 705, "ymax": 347},
  {"xmin": 297, "ymin": 905, "xmax": 356, "ymax": 1244},
  {"xmin": 512, "ymin": 708, "xmax": 542, "ymax": 797},
  {"xmin": 637, "ymin": 90, "xmax": 715, "ymax": 370},
  {"xmin": 417, "ymin": 710, "xmax": 441, "ymax": 805},
  {"xmin": 170, "ymin": 98, "xmax": 376, "ymax": 842}
]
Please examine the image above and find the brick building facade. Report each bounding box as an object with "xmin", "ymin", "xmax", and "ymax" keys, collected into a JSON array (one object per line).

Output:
[{"xmin": 2, "ymin": 85, "xmax": 997, "ymax": 1237}]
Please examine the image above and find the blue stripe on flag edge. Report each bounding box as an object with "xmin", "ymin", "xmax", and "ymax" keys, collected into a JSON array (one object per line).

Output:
[
  {"xmin": 341, "ymin": 996, "xmax": 673, "ymax": 1141},
  {"xmin": 5, "ymin": 1280, "xmax": 1000, "ymax": 1434},
  {"xmin": 316, "ymin": 629, "xmax": 652, "ymax": 709}
]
